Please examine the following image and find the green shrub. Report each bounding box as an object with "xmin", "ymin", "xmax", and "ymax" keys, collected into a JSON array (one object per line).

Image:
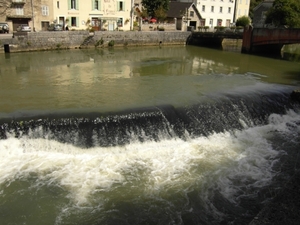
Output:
[
  {"xmin": 108, "ymin": 40, "xmax": 115, "ymax": 47},
  {"xmin": 95, "ymin": 38, "xmax": 104, "ymax": 47}
]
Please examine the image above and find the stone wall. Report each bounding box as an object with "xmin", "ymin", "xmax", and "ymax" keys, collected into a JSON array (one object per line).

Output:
[{"xmin": 1, "ymin": 31, "xmax": 191, "ymax": 53}]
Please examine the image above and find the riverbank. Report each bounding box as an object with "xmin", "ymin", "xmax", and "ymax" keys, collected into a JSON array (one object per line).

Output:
[{"xmin": 0, "ymin": 31, "xmax": 191, "ymax": 53}]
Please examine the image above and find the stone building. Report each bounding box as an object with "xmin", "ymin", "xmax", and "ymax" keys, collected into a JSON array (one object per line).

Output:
[
  {"xmin": 0, "ymin": 0, "xmax": 135, "ymax": 32},
  {"xmin": 0, "ymin": 0, "xmax": 52, "ymax": 32},
  {"xmin": 252, "ymin": 0, "xmax": 274, "ymax": 28}
]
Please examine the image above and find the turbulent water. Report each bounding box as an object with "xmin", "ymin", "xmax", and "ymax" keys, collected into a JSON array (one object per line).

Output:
[{"xmin": 0, "ymin": 46, "xmax": 300, "ymax": 225}]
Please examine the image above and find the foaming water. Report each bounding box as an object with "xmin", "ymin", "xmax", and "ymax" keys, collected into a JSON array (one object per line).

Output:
[{"xmin": 1, "ymin": 110, "xmax": 299, "ymax": 224}]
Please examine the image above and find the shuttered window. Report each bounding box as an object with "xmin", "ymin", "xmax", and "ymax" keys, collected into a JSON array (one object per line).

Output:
[
  {"xmin": 117, "ymin": 1, "xmax": 125, "ymax": 11},
  {"xmin": 69, "ymin": 0, "xmax": 79, "ymax": 10},
  {"xmin": 92, "ymin": 0, "xmax": 100, "ymax": 10}
]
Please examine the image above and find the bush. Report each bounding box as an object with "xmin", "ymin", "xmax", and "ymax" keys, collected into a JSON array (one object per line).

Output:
[
  {"xmin": 108, "ymin": 40, "xmax": 115, "ymax": 47},
  {"xmin": 236, "ymin": 16, "xmax": 251, "ymax": 27}
]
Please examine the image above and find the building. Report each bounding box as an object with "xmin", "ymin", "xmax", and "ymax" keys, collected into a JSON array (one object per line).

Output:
[
  {"xmin": 174, "ymin": 0, "xmax": 250, "ymax": 27},
  {"xmin": 0, "ymin": 0, "xmax": 135, "ymax": 32},
  {"xmin": 252, "ymin": 0, "xmax": 274, "ymax": 28},
  {"xmin": 52, "ymin": 0, "xmax": 134, "ymax": 31},
  {"xmin": 166, "ymin": 1, "xmax": 202, "ymax": 31},
  {"xmin": 0, "ymin": 0, "xmax": 52, "ymax": 32},
  {"xmin": 234, "ymin": 0, "xmax": 251, "ymax": 22}
]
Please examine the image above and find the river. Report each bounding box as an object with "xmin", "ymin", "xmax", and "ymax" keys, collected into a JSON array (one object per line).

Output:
[{"xmin": 0, "ymin": 46, "xmax": 300, "ymax": 225}]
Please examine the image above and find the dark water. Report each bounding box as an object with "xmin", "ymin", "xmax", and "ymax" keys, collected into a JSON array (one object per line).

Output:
[{"xmin": 0, "ymin": 46, "xmax": 300, "ymax": 225}]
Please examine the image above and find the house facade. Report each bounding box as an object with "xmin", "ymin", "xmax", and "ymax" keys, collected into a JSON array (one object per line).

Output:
[
  {"xmin": 0, "ymin": 0, "xmax": 53, "ymax": 32},
  {"xmin": 176, "ymin": 0, "xmax": 236, "ymax": 27},
  {"xmin": 166, "ymin": 1, "xmax": 202, "ymax": 31},
  {"xmin": 175, "ymin": 0, "xmax": 250, "ymax": 27},
  {"xmin": 0, "ymin": 0, "xmax": 135, "ymax": 32},
  {"xmin": 52, "ymin": 0, "xmax": 134, "ymax": 31},
  {"xmin": 234, "ymin": 0, "xmax": 251, "ymax": 22}
]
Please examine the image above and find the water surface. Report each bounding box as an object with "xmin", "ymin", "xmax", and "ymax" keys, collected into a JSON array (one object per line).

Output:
[{"xmin": 0, "ymin": 46, "xmax": 300, "ymax": 225}]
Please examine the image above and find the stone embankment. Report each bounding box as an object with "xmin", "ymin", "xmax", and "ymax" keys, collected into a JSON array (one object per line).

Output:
[{"xmin": 0, "ymin": 31, "xmax": 191, "ymax": 53}]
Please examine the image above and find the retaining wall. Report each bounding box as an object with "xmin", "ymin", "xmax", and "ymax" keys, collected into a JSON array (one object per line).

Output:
[{"xmin": 1, "ymin": 31, "xmax": 191, "ymax": 53}]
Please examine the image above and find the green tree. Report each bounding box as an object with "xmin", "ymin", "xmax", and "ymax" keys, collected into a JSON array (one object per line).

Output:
[
  {"xmin": 154, "ymin": 5, "xmax": 167, "ymax": 23},
  {"xmin": 141, "ymin": 0, "xmax": 169, "ymax": 18},
  {"xmin": 266, "ymin": 0, "xmax": 300, "ymax": 28},
  {"xmin": 235, "ymin": 16, "xmax": 251, "ymax": 27}
]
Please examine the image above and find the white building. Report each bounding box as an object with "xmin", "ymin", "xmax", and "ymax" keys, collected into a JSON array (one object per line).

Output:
[{"xmin": 175, "ymin": 0, "xmax": 250, "ymax": 27}]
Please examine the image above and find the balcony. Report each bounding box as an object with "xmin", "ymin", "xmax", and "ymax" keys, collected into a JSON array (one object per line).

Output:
[{"xmin": 11, "ymin": 0, "xmax": 26, "ymax": 5}]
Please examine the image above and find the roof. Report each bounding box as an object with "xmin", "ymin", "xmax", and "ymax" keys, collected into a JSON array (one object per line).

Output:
[
  {"xmin": 167, "ymin": 2, "xmax": 201, "ymax": 19},
  {"xmin": 167, "ymin": 2, "xmax": 191, "ymax": 18},
  {"xmin": 253, "ymin": 0, "xmax": 274, "ymax": 11}
]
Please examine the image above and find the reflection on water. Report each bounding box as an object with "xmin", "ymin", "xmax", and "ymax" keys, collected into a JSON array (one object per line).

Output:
[
  {"xmin": 0, "ymin": 46, "xmax": 299, "ymax": 119},
  {"xmin": 0, "ymin": 45, "xmax": 300, "ymax": 225}
]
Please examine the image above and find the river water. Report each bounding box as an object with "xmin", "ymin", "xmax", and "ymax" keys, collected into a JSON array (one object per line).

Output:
[{"xmin": 0, "ymin": 46, "xmax": 300, "ymax": 225}]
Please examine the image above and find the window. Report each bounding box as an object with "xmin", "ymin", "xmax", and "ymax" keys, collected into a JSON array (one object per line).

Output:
[
  {"xmin": 211, "ymin": 6, "xmax": 214, "ymax": 12},
  {"xmin": 117, "ymin": 1, "xmax": 124, "ymax": 11},
  {"xmin": 220, "ymin": 7, "xmax": 223, "ymax": 13},
  {"xmin": 190, "ymin": 11, "xmax": 194, "ymax": 17},
  {"xmin": 228, "ymin": 7, "xmax": 231, "ymax": 13},
  {"xmin": 42, "ymin": 6, "xmax": 49, "ymax": 16},
  {"xmin": 69, "ymin": 0, "xmax": 78, "ymax": 10},
  {"xmin": 209, "ymin": 19, "xmax": 213, "ymax": 25},
  {"xmin": 117, "ymin": 18, "xmax": 123, "ymax": 27},
  {"xmin": 202, "ymin": 5, "xmax": 205, "ymax": 12},
  {"xmin": 71, "ymin": 17, "xmax": 78, "ymax": 27},
  {"xmin": 57, "ymin": 1, "xmax": 59, "ymax": 8},
  {"xmin": 15, "ymin": 6, "xmax": 23, "ymax": 15},
  {"xmin": 94, "ymin": 0, "xmax": 99, "ymax": 10}
]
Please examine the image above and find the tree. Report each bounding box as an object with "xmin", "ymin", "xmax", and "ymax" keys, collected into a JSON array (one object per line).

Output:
[
  {"xmin": 265, "ymin": 0, "xmax": 300, "ymax": 28},
  {"xmin": 154, "ymin": 5, "xmax": 167, "ymax": 23},
  {"xmin": 235, "ymin": 16, "xmax": 251, "ymax": 27},
  {"xmin": 141, "ymin": 0, "xmax": 169, "ymax": 18}
]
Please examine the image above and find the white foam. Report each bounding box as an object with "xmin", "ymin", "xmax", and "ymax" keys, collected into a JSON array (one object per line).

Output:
[{"xmin": 0, "ymin": 110, "xmax": 299, "ymax": 206}]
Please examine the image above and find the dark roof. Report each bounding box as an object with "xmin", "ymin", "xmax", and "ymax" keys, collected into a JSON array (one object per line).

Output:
[
  {"xmin": 167, "ymin": 2, "xmax": 194, "ymax": 18},
  {"xmin": 253, "ymin": 0, "xmax": 274, "ymax": 11}
]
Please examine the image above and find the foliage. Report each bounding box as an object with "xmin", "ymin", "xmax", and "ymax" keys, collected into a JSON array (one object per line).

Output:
[
  {"xmin": 214, "ymin": 26, "xmax": 225, "ymax": 32},
  {"xmin": 158, "ymin": 26, "xmax": 165, "ymax": 31},
  {"xmin": 266, "ymin": 0, "xmax": 300, "ymax": 28},
  {"xmin": 235, "ymin": 16, "xmax": 251, "ymax": 27},
  {"xmin": 197, "ymin": 26, "xmax": 209, "ymax": 32},
  {"xmin": 95, "ymin": 38, "xmax": 104, "ymax": 47},
  {"xmin": 154, "ymin": 5, "xmax": 167, "ymax": 23},
  {"xmin": 85, "ymin": 19, "xmax": 92, "ymax": 31},
  {"xmin": 140, "ymin": 7, "xmax": 149, "ymax": 19},
  {"xmin": 108, "ymin": 40, "xmax": 115, "ymax": 47},
  {"xmin": 142, "ymin": 0, "xmax": 169, "ymax": 18}
]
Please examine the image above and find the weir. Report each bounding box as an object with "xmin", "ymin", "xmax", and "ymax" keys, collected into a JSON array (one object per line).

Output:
[{"xmin": 1, "ymin": 85, "xmax": 298, "ymax": 148}]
